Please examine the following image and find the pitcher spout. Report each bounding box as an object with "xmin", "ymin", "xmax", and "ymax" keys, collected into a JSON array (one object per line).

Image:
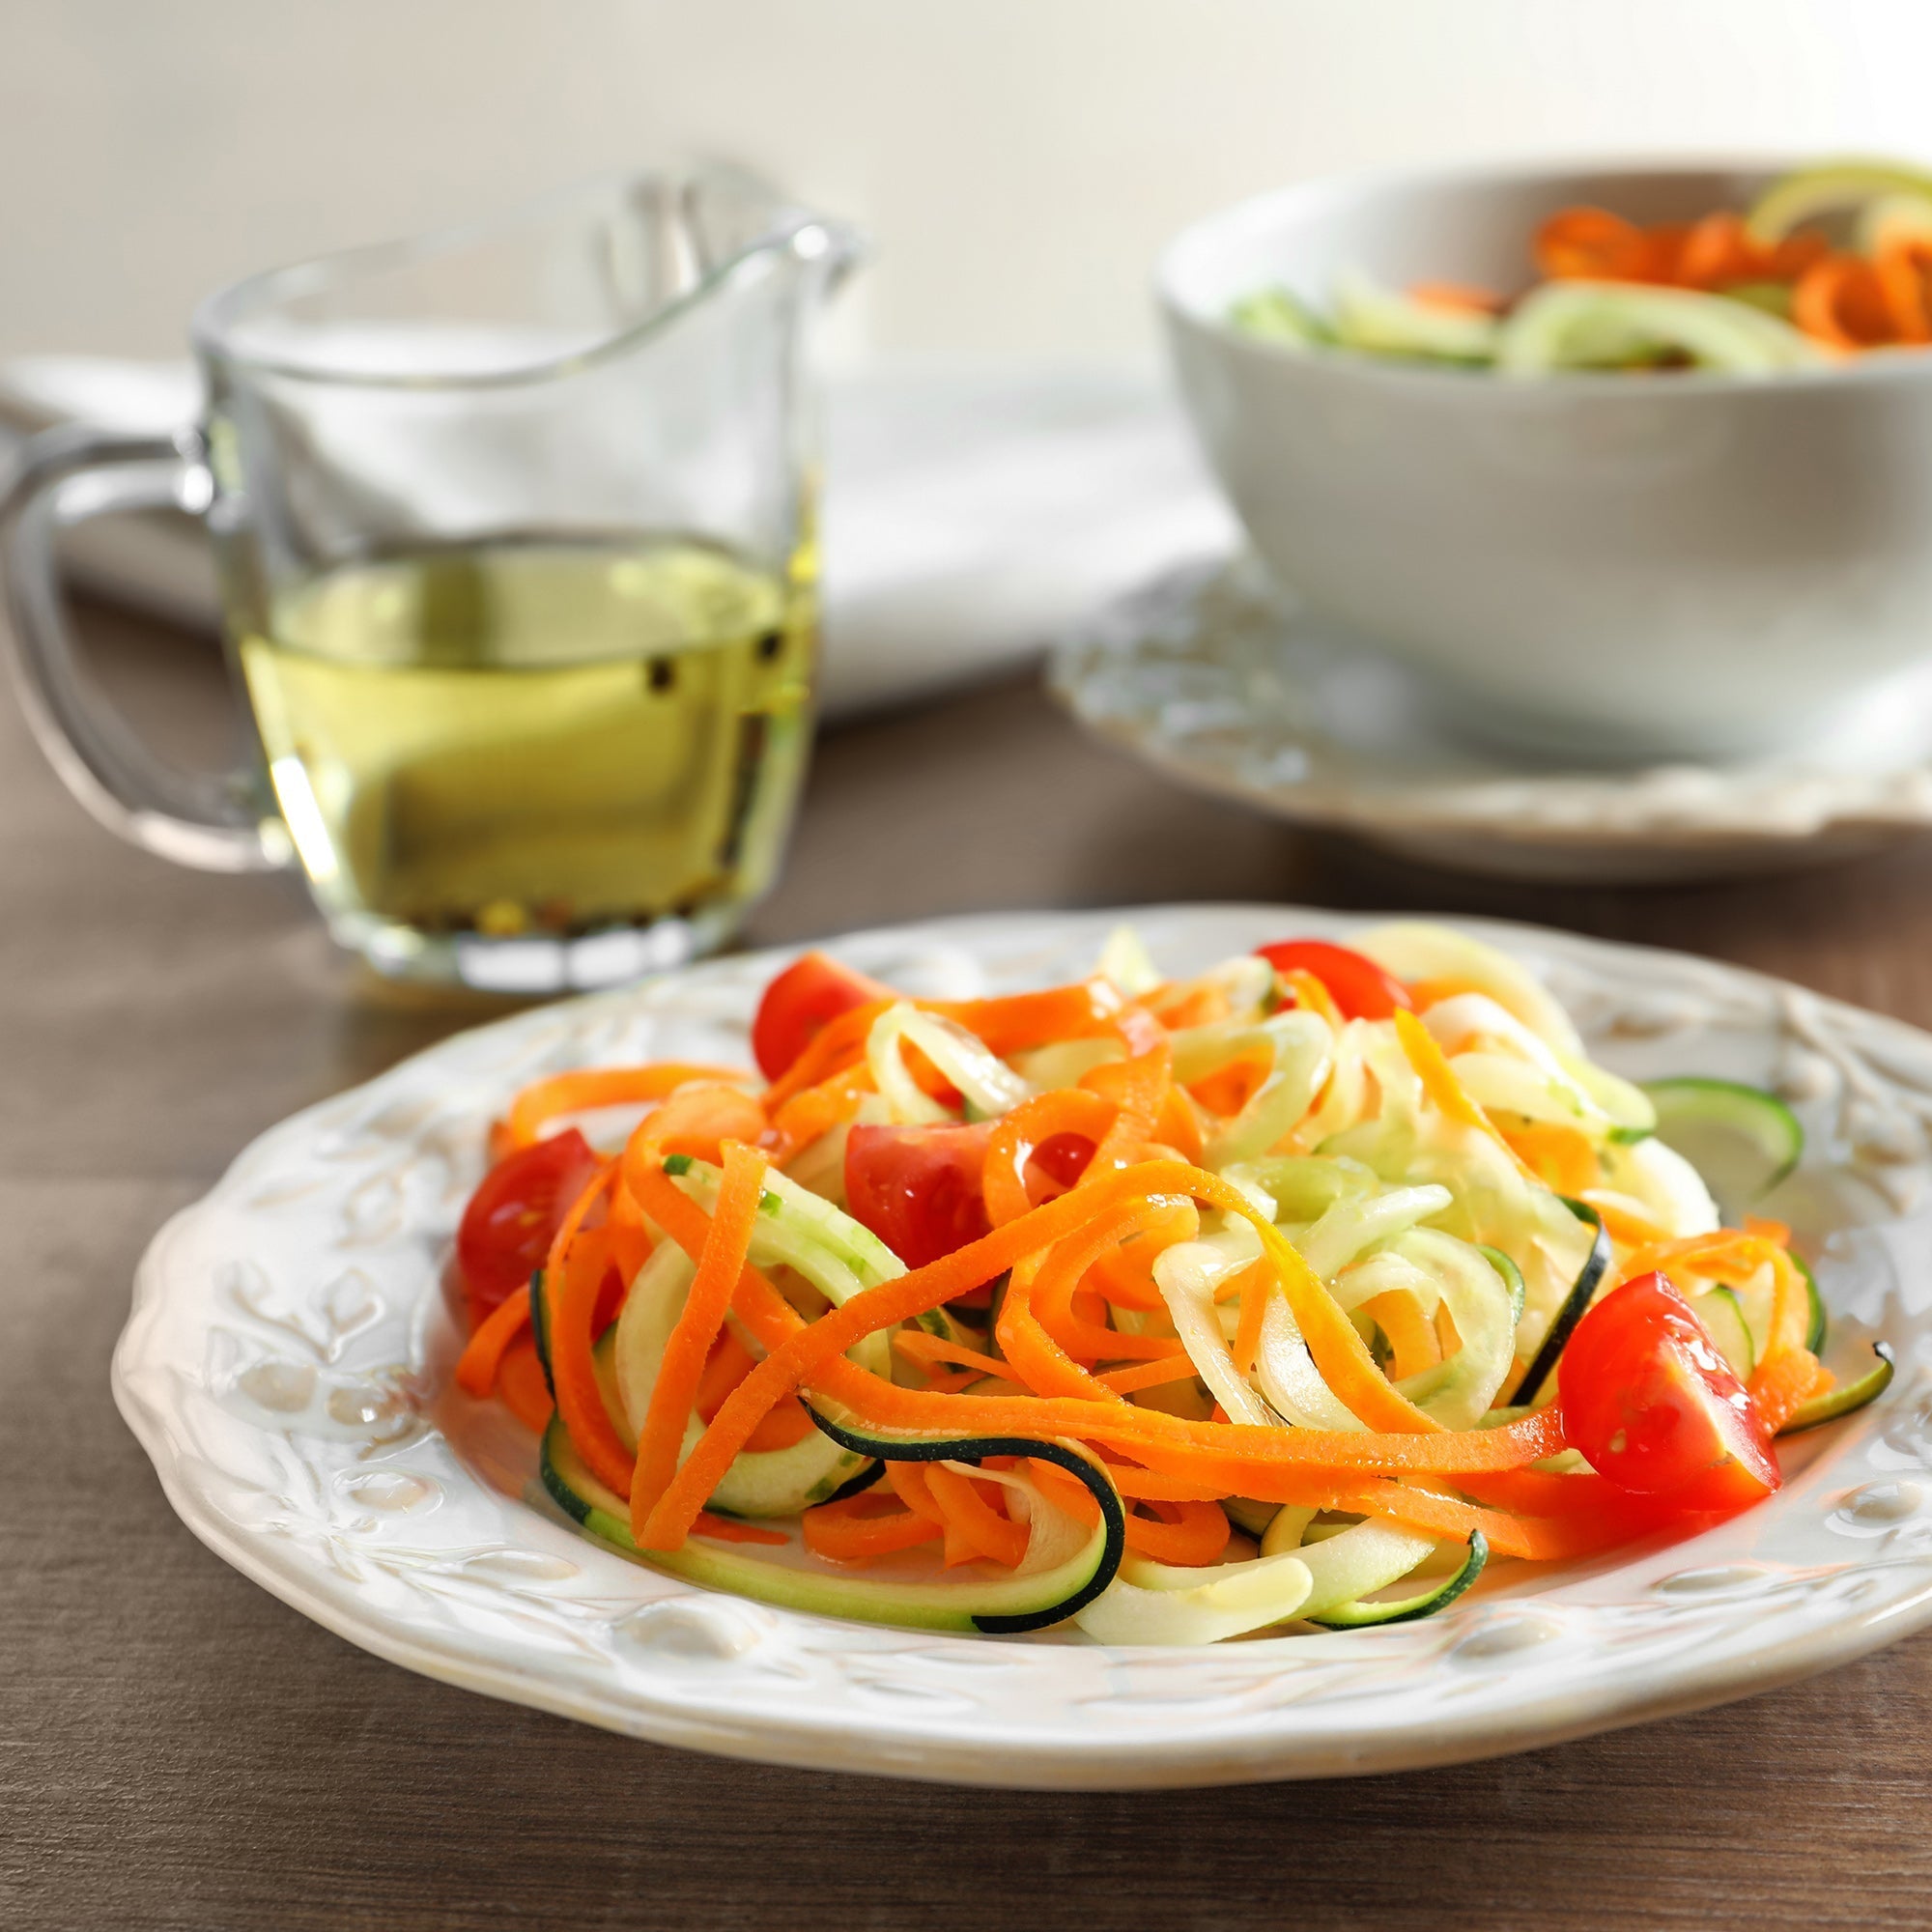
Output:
[{"xmin": 193, "ymin": 160, "xmax": 866, "ymax": 387}]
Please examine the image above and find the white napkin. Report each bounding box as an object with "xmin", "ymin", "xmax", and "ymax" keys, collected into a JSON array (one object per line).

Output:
[{"xmin": 0, "ymin": 355, "xmax": 1235, "ymax": 719}]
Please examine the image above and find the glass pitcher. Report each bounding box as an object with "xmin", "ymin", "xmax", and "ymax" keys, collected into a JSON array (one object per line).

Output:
[{"xmin": 0, "ymin": 166, "xmax": 862, "ymax": 992}]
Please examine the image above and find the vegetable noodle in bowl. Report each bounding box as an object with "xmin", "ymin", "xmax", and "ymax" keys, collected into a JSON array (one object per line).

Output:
[{"xmin": 1158, "ymin": 157, "xmax": 1932, "ymax": 759}]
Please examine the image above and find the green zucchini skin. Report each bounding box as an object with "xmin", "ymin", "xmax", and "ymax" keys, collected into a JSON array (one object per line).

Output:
[
  {"xmin": 802, "ymin": 1404, "xmax": 1127, "ymax": 1634},
  {"xmin": 528, "ymin": 1268, "xmax": 555, "ymax": 1399},
  {"xmin": 821, "ymin": 1459, "xmax": 887, "ymax": 1505},
  {"xmin": 1508, "ymin": 1201, "xmax": 1611, "ymax": 1406},
  {"xmin": 1641, "ymin": 1076, "xmax": 1804, "ymax": 1201},
  {"xmin": 539, "ymin": 1413, "xmax": 1124, "ymax": 1635},
  {"xmin": 1791, "ymin": 1252, "xmax": 1829, "ymax": 1356},
  {"xmin": 1694, "ymin": 1285, "xmax": 1755, "ymax": 1381},
  {"xmin": 1306, "ymin": 1532, "xmax": 1489, "ymax": 1629},
  {"xmin": 1778, "ymin": 1343, "xmax": 1895, "ymax": 1435},
  {"xmin": 1476, "ymin": 1245, "xmax": 1527, "ymax": 1326}
]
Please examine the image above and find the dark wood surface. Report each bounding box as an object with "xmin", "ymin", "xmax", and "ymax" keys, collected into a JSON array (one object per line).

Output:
[{"xmin": 8, "ymin": 607, "xmax": 1932, "ymax": 1931}]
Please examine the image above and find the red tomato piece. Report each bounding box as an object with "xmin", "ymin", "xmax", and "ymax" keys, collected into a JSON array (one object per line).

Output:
[
  {"xmin": 1031, "ymin": 1132, "xmax": 1094, "ymax": 1192},
  {"xmin": 751, "ymin": 952, "xmax": 893, "ymax": 1082},
  {"xmin": 1558, "ymin": 1271, "xmax": 1781, "ymax": 1514},
  {"xmin": 456, "ymin": 1128, "xmax": 601, "ymax": 1316},
  {"xmin": 1255, "ymin": 939, "xmax": 1415, "ymax": 1022},
  {"xmin": 845, "ymin": 1122, "xmax": 995, "ymax": 1270}
]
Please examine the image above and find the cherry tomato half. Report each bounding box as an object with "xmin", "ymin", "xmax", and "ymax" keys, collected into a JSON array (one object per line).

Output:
[
  {"xmin": 751, "ymin": 952, "xmax": 893, "ymax": 1082},
  {"xmin": 1031, "ymin": 1132, "xmax": 1094, "ymax": 1192},
  {"xmin": 1254, "ymin": 939, "xmax": 1414, "ymax": 1022},
  {"xmin": 845, "ymin": 1121, "xmax": 995, "ymax": 1270},
  {"xmin": 456, "ymin": 1127, "xmax": 601, "ymax": 1316},
  {"xmin": 1558, "ymin": 1271, "xmax": 1781, "ymax": 1514}
]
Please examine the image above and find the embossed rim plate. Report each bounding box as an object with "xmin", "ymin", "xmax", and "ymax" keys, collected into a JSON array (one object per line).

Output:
[
  {"xmin": 1048, "ymin": 559, "xmax": 1932, "ymax": 883},
  {"xmin": 114, "ymin": 905, "xmax": 1932, "ymax": 1788}
]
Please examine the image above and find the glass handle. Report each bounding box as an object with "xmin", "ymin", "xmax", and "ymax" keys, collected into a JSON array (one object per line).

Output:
[{"xmin": 0, "ymin": 424, "xmax": 283, "ymax": 872}]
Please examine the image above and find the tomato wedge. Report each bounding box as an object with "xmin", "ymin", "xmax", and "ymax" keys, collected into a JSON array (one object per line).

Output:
[
  {"xmin": 1255, "ymin": 939, "xmax": 1414, "ymax": 1022},
  {"xmin": 456, "ymin": 1128, "xmax": 602, "ymax": 1317},
  {"xmin": 1558, "ymin": 1271, "xmax": 1781, "ymax": 1514},
  {"xmin": 751, "ymin": 952, "xmax": 893, "ymax": 1081},
  {"xmin": 845, "ymin": 1121, "xmax": 995, "ymax": 1271}
]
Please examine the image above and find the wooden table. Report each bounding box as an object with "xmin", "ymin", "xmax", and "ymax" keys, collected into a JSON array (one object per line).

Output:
[{"xmin": 9, "ymin": 607, "xmax": 1932, "ymax": 1931}]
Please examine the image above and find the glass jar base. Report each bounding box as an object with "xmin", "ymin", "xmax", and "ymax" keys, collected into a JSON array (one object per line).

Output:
[{"xmin": 333, "ymin": 904, "xmax": 746, "ymax": 994}]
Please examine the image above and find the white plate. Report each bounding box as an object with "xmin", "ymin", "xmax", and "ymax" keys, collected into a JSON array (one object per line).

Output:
[
  {"xmin": 1050, "ymin": 559, "xmax": 1932, "ymax": 883},
  {"xmin": 114, "ymin": 905, "xmax": 1932, "ymax": 1789}
]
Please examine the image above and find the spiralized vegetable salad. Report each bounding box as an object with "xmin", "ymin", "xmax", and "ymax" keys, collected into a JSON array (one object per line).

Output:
[
  {"xmin": 1232, "ymin": 159, "xmax": 1932, "ymax": 375},
  {"xmin": 452, "ymin": 923, "xmax": 1889, "ymax": 1645}
]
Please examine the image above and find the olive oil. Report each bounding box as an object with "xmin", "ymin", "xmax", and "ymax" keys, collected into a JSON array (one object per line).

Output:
[{"xmin": 237, "ymin": 538, "xmax": 813, "ymax": 973}]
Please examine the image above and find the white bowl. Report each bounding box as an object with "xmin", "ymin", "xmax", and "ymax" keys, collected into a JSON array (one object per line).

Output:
[{"xmin": 1158, "ymin": 158, "xmax": 1932, "ymax": 760}]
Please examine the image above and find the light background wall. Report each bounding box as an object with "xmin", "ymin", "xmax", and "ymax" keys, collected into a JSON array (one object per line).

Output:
[{"xmin": 4, "ymin": 0, "xmax": 1930, "ymax": 367}]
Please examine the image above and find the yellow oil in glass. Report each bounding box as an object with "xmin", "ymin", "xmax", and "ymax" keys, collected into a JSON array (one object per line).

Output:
[{"xmin": 237, "ymin": 538, "xmax": 814, "ymax": 962}]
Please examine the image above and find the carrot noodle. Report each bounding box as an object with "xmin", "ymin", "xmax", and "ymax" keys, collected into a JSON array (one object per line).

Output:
[
  {"xmin": 810, "ymin": 1364, "xmax": 1564, "ymax": 1475},
  {"xmin": 1584, "ymin": 1192, "xmax": 1676, "ymax": 1248},
  {"xmin": 694, "ymin": 1323, "xmax": 758, "ymax": 1420},
  {"xmin": 803, "ymin": 1490, "xmax": 942, "ymax": 1562},
  {"xmin": 1618, "ymin": 1228, "xmax": 1781, "ymax": 1288},
  {"xmin": 503, "ymin": 1064, "xmax": 749, "ymax": 1151},
  {"xmin": 1087, "ymin": 1200, "xmax": 1200, "ymax": 1311},
  {"xmin": 1030, "ymin": 1198, "xmax": 1194, "ymax": 1369},
  {"xmin": 1409, "ymin": 279, "xmax": 1505, "ymax": 315},
  {"xmin": 1406, "ymin": 976, "xmax": 1493, "ymax": 1009},
  {"xmin": 1360, "ymin": 1289, "xmax": 1437, "ymax": 1382},
  {"xmin": 692, "ymin": 1512, "xmax": 788, "ymax": 1547},
  {"xmin": 1137, "ymin": 978, "xmax": 1230, "ymax": 1029},
  {"xmin": 759, "ymin": 999, "xmax": 893, "ymax": 1110},
  {"xmin": 605, "ymin": 1182, "xmax": 656, "ymax": 1286},
  {"xmin": 1123, "ymin": 1496, "xmax": 1231, "ymax": 1567},
  {"xmin": 1749, "ymin": 1248, "xmax": 1827, "ymax": 1430},
  {"xmin": 932, "ymin": 980, "xmax": 1131, "ymax": 1056},
  {"xmin": 1533, "ymin": 201, "xmax": 1837, "ymax": 316},
  {"xmin": 1794, "ymin": 254, "xmax": 1892, "ymax": 350},
  {"xmin": 1875, "ymin": 237, "xmax": 1932, "ymax": 344},
  {"xmin": 1228, "ymin": 1260, "xmax": 1272, "ymax": 1378},
  {"xmin": 892, "ymin": 1329, "xmax": 1011, "ymax": 1382},
  {"xmin": 637, "ymin": 1083, "xmax": 769, "ymax": 1164},
  {"xmin": 449, "ymin": 923, "xmax": 1865, "ymax": 1635},
  {"xmin": 883, "ymin": 1460, "xmax": 946, "ymax": 1523},
  {"xmin": 766, "ymin": 1060, "xmax": 875, "ymax": 1162},
  {"xmin": 924, "ymin": 1463, "xmax": 1030, "ymax": 1569},
  {"xmin": 1675, "ymin": 211, "xmax": 1751, "ymax": 289},
  {"xmin": 1154, "ymin": 1086, "xmax": 1206, "ymax": 1164},
  {"xmin": 1281, "ymin": 967, "xmax": 1346, "ymax": 1032},
  {"xmin": 544, "ymin": 1162, "xmax": 633, "ymax": 1498},
  {"xmin": 620, "ymin": 1156, "xmax": 807, "ymax": 1362},
  {"xmin": 982, "ymin": 1089, "xmax": 1116, "ymax": 1225},
  {"xmin": 1393, "ymin": 1009, "xmax": 1537, "ymax": 1180},
  {"xmin": 631, "ymin": 1142, "xmax": 768, "ymax": 1543},
  {"xmin": 1095, "ymin": 1352, "xmax": 1200, "ymax": 1395},
  {"xmin": 495, "ymin": 1335, "xmax": 554, "ymax": 1433},
  {"xmin": 1094, "ymin": 1459, "xmax": 1226, "ymax": 1503},
  {"xmin": 455, "ymin": 1283, "xmax": 531, "ymax": 1397},
  {"xmin": 1082, "ymin": 1042, "xmax": 1173, "ymax": 1172},
  {"xmin": 1501, "ymin": 1122, "xmax": 1598, "ymax": 1198},
  {"xmin": 989, "ymin": 1249, "xmax": 1092, "ymax": 1402}
]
